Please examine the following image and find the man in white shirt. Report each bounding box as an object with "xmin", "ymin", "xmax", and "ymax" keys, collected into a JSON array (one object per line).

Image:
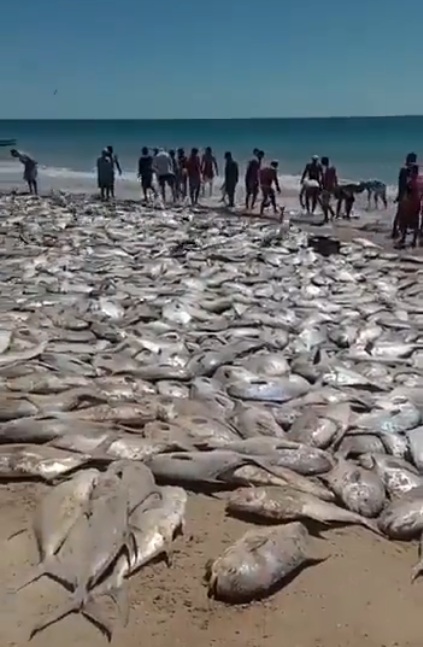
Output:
[{"xmin": 153, "ymin": 148, "xmax": 176, "ymax": 202}]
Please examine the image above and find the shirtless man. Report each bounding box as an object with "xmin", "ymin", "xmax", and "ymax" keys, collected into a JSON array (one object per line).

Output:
[
  {"xmin": 186, "ymin": 148, "xmax": 202, "ymax": 206},
  {"xmin": 138, "ymin": 147, "xmax": 156, "ymax": 202},
  {"xmin": 245, "ymin": 149, "xmax": 264, "ymax": 210},
  {"xmin": 320, "ymin": 156, "xmax": 338, "ymax": 222},
  {"xmin": 10, "ymin": 149, "xmax": 38, "ymax": 195},
  {"xmin": 201, "ymin": 147, "xmax": 218, "ymax": 197},
  {"xmin": 105, "ymin": 145, "xmax": 122, "ymax": 198},
  {"xmin": 300, "ymin": 155, "xmax": 322, "ymax": 214},
  {"xmin": 259, "ymin": 160, "xmax": 281, "ymax": 216}
]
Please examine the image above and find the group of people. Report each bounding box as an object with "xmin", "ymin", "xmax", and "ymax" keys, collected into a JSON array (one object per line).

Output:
[
  {"xmin": 8, "ymin": 144, "xmax": 423, "ymax": 247},
  {"xmin": 299, "ymin": 154, "xmax": 388, "ymax": 223},
  {"xmin": 298, "ymin": 151, "xmax": 423, "ymax": 247}
]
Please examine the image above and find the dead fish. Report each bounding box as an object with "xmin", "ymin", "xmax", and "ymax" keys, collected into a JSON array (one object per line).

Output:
[
  {"xmin": 104, "ymin": 435, "xmax": 181, "ymax": 461},
  {"xmin": 321, "ymin": 365, "xmax": 385, "ymax": 391},
  {"xmin": 337, "ymin": 433, "xmax": 386, "ymax": 458},
  {"xmin": 227, "ymin": 485, "xmax": 380, "ymax": 535},
  {"xmin": 66, "ymin": 401, "xmax": 159, "ymax": 426},
  {"xmin": 147, "ymin": 450, "xmax": 275, "ymax": 486},
  {"xmin": 30, "ymin": 476, "xmax": 134, "ymax": 638},
  {"xmin": 406, "ymin": 426, "xmax": 423, "ymax": 470},
  {"xmin": 5, "ymin": 372, "xmax": 91, "ymax": 394},
  {"xmin": 378, "ymin": 486, "xmax": 423, "ymax": 541},
  {"xmin": 84, "ymin": 485, "xmax": 187, "ymax": 632},
  {"xmin": 108, "ymin": 460, "xmax": 159, "ymax": 514},
  {"xmin": 0, "ymin": 339, "xmax": 47, "ymax": 369},
  {"xmin": 15, "ymin": 469, "xmax": 99, "ymax": 591},
  {"xmin": 287, "ymin": 409, "xmax": 339, "ymax": 449},
  {"xmin": 0, "ymin": 444, "xmax": 96, "ymax": 481},
  {"xmin": 228, "ymin": 376, "xmax": 310, "ymax": 403},
  {"xmin": 264, "ymin": 445, "xmax": 334, "ymax": 476},
  {"xmin": 205, "ymin": 522, "xmax": 324, "ymax": 602},
  {"xmin": 321, "ymin": 457, "xmax": 385, "ymax": 517},
  {"xmin": 232, "ymin": 464, "xmax": 335, "ymax": 501},
  {"xmin": 358, "ymin": 453, "xmax": 423, "ymax": 498},
  {"xmin": 230, "ymin": 402, "xmax": 285, "ymax": 439}
]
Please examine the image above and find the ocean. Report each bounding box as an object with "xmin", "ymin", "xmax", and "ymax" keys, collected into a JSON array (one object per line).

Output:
[{"xmin": 0, "ymin": 116, "xmax": 422, "ymax": 195}]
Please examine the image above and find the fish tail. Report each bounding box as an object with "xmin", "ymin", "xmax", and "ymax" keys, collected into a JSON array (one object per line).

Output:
[
  {"xmin": 82, "ymin": 597, "xmax": 116, "ymax": 641},
  {"xmin": 14, "ymin": 563, "xmax": 45, "ymax": 592},
  {"xmin": 29, "ymin": 600, "xmax": 77, "ymax": 640},
  {"xmin": 411, "ymin": 558, "xmax": 423, "ymax": 582}
]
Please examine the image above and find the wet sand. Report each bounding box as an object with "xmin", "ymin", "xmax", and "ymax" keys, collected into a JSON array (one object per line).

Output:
[{"xmin": 1, "ymin": 482, "xmax": 423, "ymax": 647}]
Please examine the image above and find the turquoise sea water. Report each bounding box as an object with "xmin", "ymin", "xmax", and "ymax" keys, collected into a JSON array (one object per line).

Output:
[{"xmin": 0, "ymin": 117, "xmax": 422, "ymax": 187}]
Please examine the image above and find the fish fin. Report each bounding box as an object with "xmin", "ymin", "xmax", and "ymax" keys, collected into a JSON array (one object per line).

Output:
[
  {"xmin": 29, "ymin": 600, "xmax": 77, "ymax": 640},
  {"xmin": 82, "ymin": 598, "xmax": 114, "ymax": 641},
  {"xmin": 14, "ymin": 563, "xmax": 45, "ymax": 593},
  {"xmin": 103, "ymin": 585, "xmax": 130, "ymax": 627},
  {"xmin": 7, "ymin": 527, "xmax": 26, "ymax": 541},
  {"xmin": 411, "ymin": 559, "xmax": 423, "ymax": 582}
]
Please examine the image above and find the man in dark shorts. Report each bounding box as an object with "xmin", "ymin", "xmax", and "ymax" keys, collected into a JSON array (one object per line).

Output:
[
  {"xmin": 176, "ymin": 148, "xmax": 188, "ymax": 200},
  {"xmin": 245, "ymin": 149, "xmax": 264, "ymax": 210},
  {"xmin": 201, "ymin": 146, "xmax": 218, "ymax": 197},
  {"xmin": 223, "ymin": 151, "xmax": 239, "ymax": 208},
  {"xmin": 137, "ymin": 147, "xmax": 156, "ymax": 202},
  {"xmin": 392, "ymin": 152, "xmax": 417, "ymax": 238},
  {"xmin": 320, "ymin": 156, "xmax": 338, "ymax": 222},
  {"xmin": 301, "ymin": 155, "xmax": 322, "ymax": 214},
  {"xmin": 259, "ymin": 160, "xmax": 281, "ymax": 216},
  {"xmin": 186, "ymin": 148, "xmax": 202, "ymax": 206},
  {"xmin": 334, "ymin": 182, "xmax": 364, "ymax": 219},
  {"xmin": 152, "ymin": 148, "xmax": 176, "ymax": 203}
]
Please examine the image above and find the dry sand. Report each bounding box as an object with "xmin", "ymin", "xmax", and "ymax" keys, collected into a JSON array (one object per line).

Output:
[{"xmin": 1, "ymin": 482, "xmax": 423, "ymax": 647}]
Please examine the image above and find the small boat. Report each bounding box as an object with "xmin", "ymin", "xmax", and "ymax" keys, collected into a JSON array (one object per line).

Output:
[{"xmin": 0, "ymin": 139, "xmax": 16, "ymax": 147}]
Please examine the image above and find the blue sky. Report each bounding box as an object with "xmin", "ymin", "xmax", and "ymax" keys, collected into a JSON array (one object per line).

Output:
[{"xmin": 1, "ymin": 0, "xmax": 422, "ymax": 119}]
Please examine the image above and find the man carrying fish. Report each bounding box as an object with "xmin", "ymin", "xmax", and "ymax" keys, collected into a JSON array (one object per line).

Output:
[{"xmin": 10, "ymin": 149, "xmax": 38, "ymax": 195}]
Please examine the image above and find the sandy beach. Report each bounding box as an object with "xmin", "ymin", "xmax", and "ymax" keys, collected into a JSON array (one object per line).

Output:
[
  {"xmin": 0, "ymin": 189, "xmax": 421, "ymax": 647},
  {"xmin": 1, "ymin": 481, "xmax": 422, "ymax": 647}
]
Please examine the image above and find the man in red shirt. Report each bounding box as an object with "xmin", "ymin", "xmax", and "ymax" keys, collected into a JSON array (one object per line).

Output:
[{"xmin": 259, "ymin": 160, "xmax": 281, "ymax": 216}]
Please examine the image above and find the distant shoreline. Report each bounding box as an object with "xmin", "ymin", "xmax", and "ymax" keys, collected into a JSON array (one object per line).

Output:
[{"xmin": 1, "ymin": 115, "xmax": 423, "ymax": 122}]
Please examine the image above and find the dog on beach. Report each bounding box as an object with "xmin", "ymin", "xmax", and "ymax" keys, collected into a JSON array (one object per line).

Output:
[{"xmin": 359, "ymin": 179, "xmax": 388, "ymax": 209}]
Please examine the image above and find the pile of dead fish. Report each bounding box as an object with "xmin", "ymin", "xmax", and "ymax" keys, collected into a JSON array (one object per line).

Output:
[{"xmin": 3, "ymin": 192, "xmax": 423, "ymax": 636}]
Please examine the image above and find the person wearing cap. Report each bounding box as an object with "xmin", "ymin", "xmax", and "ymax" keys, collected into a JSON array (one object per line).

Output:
[
  {"xmin": 392, "ymin": 152, "xmax": 418, "ymax": 238},
  {"xmin": 259, "ymin": 160, "xmax": 281, "ymax": 216},
  {"xmin": 300, "ymin": 155, "xmax": 323, "ymax": 214},
  {"xmin": 96, "ymin": 148, "xmax": 115, "ymax": 201}
]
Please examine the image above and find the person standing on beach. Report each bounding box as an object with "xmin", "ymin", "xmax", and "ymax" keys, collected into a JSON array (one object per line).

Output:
[
  {"xmin": 397, "ymin": 163, "xmax": 422, "ymax": 248},
  {"xmin": 138, "ymin": 147, "xmax": 156, "ymax": 203},
  {"xmin": 176, "ymin": 148, "xmax": 188, "ymax": 200},
  {"xmin": 259, "ymin": 160, "xmax": 281, "ymax": 216},
  {"xmin": 392, "ymin": 152, "xmax": 417, "ymax": 238},
  {"xmin": 105, "ymin": 145, "xmax": 122, "ymax": 198},
  {"xmin": 152, "ymin": 148, "xmax": 175, "ymax": 203},
  {"xmin": 10, "ymin": 149, "xmax": 38, "ymax": 195},
  {"xmin": 245, "ymin": 149, "xmax": 264, "ymax": 210},
  {"xmin": 223, "ymin": 151, "xmax": 239, "ymax": 208},
  {"xmin": 186, "ymin": 148, "xmax": 202, "ymax": 206},
  {"xmin": 301, "ymin": 155, "xmax": 322, "ymax": 214},
  {"xmin": 97, "ymin": 148, "xmax": 114, "ymax": 201},
  {"xmin": 201, "ymin": 146, "xmax": 218, "ymax": 197},
  {"xmin": 320, "ymin": 156, "xmax": 338, "ymax": 222}
]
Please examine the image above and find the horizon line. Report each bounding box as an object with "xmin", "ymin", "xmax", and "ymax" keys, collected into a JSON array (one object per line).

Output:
[{"xmin": 0, "ymin": 114, "xmax": 422, "ymax": 121}]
